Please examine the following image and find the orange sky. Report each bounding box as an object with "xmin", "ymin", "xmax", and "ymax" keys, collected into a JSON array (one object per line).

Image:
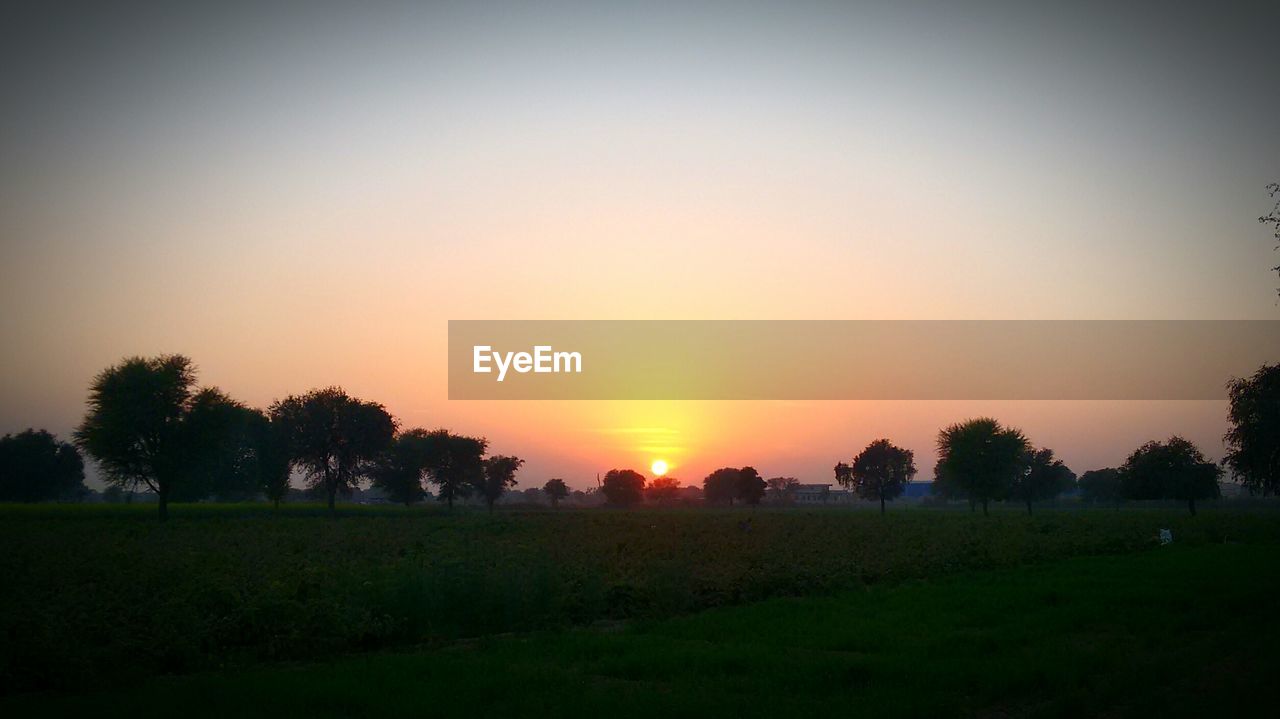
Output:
[{"xmin": 1, "ymin": 2, "xmax": 1277, "ymax": 489}]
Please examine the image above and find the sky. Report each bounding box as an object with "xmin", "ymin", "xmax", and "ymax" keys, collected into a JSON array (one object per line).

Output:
[{"xmin": 2, "ymin": 1, "xmax": 1278, "ymax": 489}]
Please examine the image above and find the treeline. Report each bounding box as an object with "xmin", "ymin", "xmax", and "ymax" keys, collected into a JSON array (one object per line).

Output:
[
  {"xmin": 2, "ymin": 358, "xmax": 1279, "ymax": 517},
  {"xmin": 3, "ymin": 355, "xmax": 526, "ymax": 520}
]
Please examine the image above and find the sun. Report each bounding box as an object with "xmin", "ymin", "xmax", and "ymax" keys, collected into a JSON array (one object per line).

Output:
[{"xmin": 650, "ymin": 459, "xmax": 669, "ymax": 477}]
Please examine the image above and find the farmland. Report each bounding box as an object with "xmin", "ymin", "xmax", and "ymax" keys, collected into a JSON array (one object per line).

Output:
[{"xmin": 3, "ymin": 503, "xmax": 1279, "ymax": 701}]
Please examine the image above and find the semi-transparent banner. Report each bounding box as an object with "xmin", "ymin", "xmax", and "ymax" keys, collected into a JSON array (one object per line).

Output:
[{"xmin": 447, "ymin": 320, "xmax": 1280, "ymax": 400}]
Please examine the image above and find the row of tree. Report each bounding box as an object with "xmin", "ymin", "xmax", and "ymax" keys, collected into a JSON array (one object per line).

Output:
[
  {"xmin": 3, "ymin": 359, "xmax": 1280, "ymax": 517},
  {"xmin": 68, "ymin": 355, "xmax": 525, "ymax": 519}
]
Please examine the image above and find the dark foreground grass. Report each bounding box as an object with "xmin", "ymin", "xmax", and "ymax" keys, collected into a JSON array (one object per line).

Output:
[
  {"xmin": 3, "ymin": 505, "xmax": 1280, "ymax": 693},
  {"xmin": 5, "ymin": 543, "xmax": 1275, "ymax": 718}
]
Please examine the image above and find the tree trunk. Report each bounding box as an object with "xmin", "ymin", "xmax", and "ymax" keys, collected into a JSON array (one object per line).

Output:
[
  {"xmin": 1026, "ymin": 499, "xmax": 1033, "ymax": 516},
  {"xmin": 880, "ymin": 496, "xmax": 886, "ymax": 515},
  {"xmin": 969, "ymin": 498, "xmax": 976, "ymax": 512},
  {"xmin": 157, "ymin": 484, "xmax": 169, "ymax": 522},
  {"xmin": 273, "ymin": 498, "xmax": 280, "ymax": 513},
  {"xmin": 447, "ymin": 493, "xmax": 454, "ymax": 511},
  {"xmin": 1188, "ymin": 498, "xmax": 1197, "ymax": 516},
  {"xmin": 487, "ymin": 499, "xmax": 494, "ymax": 514},
  {"xmin": 327, "ymin": 485, "xmax": 336, "ymax": 516},
  {"xmin": 982, "ymin": 499, "xmax": 989, "ymax": 516}
]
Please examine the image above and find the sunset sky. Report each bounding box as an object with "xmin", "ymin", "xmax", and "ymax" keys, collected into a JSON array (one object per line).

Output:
[{"xmin": 2, "ymin": 1, "xmax": 1278, "ymax": 489}]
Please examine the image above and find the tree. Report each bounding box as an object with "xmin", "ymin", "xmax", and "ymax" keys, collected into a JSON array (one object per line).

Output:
[
  {"xmin": 703, "ymin": 467, "xmax": 740, "ymax": 505},
  {"xmin": 766, "ymin": 476, "xmax": 799, "ymax": 504},
  {"xmin": 0, "ymin": 429, "xmax": 86, "ymax": 502},
  {"xmin": 1008, "ymin": 447, "xmax": 1075, "ymax": 515},
  {"xmin": 935, "ymin": 418, "xmax": 1030, "ymax": 516},
  {"xmin": 370, "ymin": 429, "xmax": 434, "ymax": 506},
  {"xmin": 1225, "ymin": 363, "xmax": 1280, "ymax": 496},
  {"xmin": 1078, "ymin": 468, "xmax": 1123, "ymax": 508},
  {"xmin": 1261, "ymin": 182, "xmax": 1280, "ymax": 295},
  {"xmin": 254, "ymin": 413, "xmax": 294, "ymax": 510},
  {"xmin": 1120, "ymin": 436, "xmax": 1222, "ymax": 515},
  {"xmin": 543, "ymin": 478, "xmax": 569, "ymax": 507},
  {"xmin": 75, "ymin": 355, "xmax": 241, "ymax": 520},
  {"xmin": 836, "ymin": 439, "xmax": 917, "ymax": 514},
  {"xmin": 601, "ymin": 469, "xmax": 645, "ymax": 507},
  {"xmin": 477, "ymin": 455, "xmax": 523, "ymax": 512},
  {"xmin": 736, "ymin": 466, "xmax": 766, "ymax": 506},
  {"xmin": 270, "ymin": 387, "xmax": 396, "ymax": 516},
  {"xmin": 175, "ymin": 398, "xmax": 272, "ymax": 502},
  {"xmin": 418, "ymin": 430, "xmax": 487, "ymax": 510},
  {"xmin": 646, "ymin": 475, "xmax": 682, "ymax": 504}
]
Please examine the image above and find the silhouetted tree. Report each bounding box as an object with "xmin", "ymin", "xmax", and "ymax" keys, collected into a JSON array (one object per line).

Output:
[
  {"xmin": 646, "ymin": 475, "xmax": 682, "ymax": 504},
  {"xmin": 543, "ymin": 478, "xmax": 569, "ymax": 507},
  {"xmin": 1225, "ymin": 363, "xmax": 1280, "ymax": 496},
  {"xmin": 736, "ymin": 466, "xmax": 767, "ymax": 506},
  {"xmin": 836, "ymin": 439, "xmax": 917, "ymax": 514},
  {"xmin": 270, "ymin": 387, "xmax": 396, "ymax": 516},
  {"xmin": 1261, "ymin": 182, "xmax": 1280, "ymax": 295},
  {"xmin": 935, "ymin": 418, "xmax": 1029, "ymax": 516},
  {"xmin": 1078, "ymin": 468, "xmax": 1123, "ymax": 508},
  {"xmin": 1008, "ymin": 447, "xmax": 1075, "ymax": 515},
  {"xmin": 1120, "ymin": 436, "xmax": 1221, "ymax": 515},
  {"xmin": 0, "ymin": 429, "xmax": 86, "ymax": 502},
  {"xmin": 766, "ymin": 476, "xmax": 799, "ymax": 504},
  {"xmin": 254, "ymin": 413, "xmax": 294, "ymax": 510},
  {"xmin": 477, "ymin": 455, "xmax": 523, "ymax": 512},
  {"xmin": 420, "ymin": 430, "xmax": 487, "ymax": 510},
  {"xmin": 370, "ymin": 429, "xmax": 434, "ymax": 506},
  {"xmin": 75, "ymin": 355, "xmax": 240, "ymax": 520},
  {"xmin": 601, "ymin": 468, "xmax": 645, "ymax": 507},
  {"xmin": 175, "ymin": 397, "xmax": 271, "ymax": 502},
  {"xmin": 703, "ymin": 467, "xmax": 740, "ymax": 505}
]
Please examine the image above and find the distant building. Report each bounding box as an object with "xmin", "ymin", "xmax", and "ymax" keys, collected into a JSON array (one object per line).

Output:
[{"xmin": 793, "ymin": 484, "xmax": 832, "ymax": 504}]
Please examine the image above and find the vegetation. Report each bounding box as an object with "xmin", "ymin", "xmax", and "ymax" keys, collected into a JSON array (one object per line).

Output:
[
  {"xmin": 74, "ymin": 355, "xmax": 243, "ymax": 520},
  {"xmin": 477, "ymin": 455, "xmax": 524, "ymax": 512},
  {"xmin": 1008, "ymin": 447, "xmax": 1076, "ymax": 515},
  {"xmin": 934, "ymin": 418, "xmax": 1030, "ymax": 515},
  {"xmin": 835, "ymin": 438, "xmax": 916, "ymax": 514},
  {"xmin": 1119, "ymin": 437, "xmax": 1222, "ymax": 515},
  {"xmin": 270, "ymin": 387, "xmax": 396, "ymax": 515},
  {"xmin": 1225, "ymin": 362, "xmax": 1280, "ymax": 496},
  {"xmin": 3, "ymin": 504, "xmax": 1278, "ymax": 695},
  {"xmin": 543, "ymin": 478, "xmax": 569, "ymax": 507},
  {"xmin": 600, "ymin": 469, "xmax": 646, "ymax": 507},
  {"xmin": 0, "ymin": 430, "xmax": 85, "ymax": 502},
  {"xmin": 1078, "ymin": 467, "xmax": 1123, "ymax": 507}
]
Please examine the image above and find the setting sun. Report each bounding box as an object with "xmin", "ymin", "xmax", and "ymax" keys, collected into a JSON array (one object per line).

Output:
[{"xmin": 650, "ymin": 459, "xmax": 669, "ymax": 477}]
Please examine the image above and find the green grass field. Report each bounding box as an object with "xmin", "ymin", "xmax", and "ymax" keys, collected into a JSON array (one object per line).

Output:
[
  {"xmin": 4, "ymin": 542, "xmax": 1276, "ymax": 717},
  {"xmin": 2, "ymin": 504, "xmax": 1278, "ymax": 715}
]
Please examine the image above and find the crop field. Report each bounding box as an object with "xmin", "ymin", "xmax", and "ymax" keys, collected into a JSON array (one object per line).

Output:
[{"xmin": 3, "ymin": 503, "xmax": 1280, "ymax": 701}]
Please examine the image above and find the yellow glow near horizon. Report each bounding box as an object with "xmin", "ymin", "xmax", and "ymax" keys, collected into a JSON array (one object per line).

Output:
[{"xmin": 651, "ymin": 459, "xmax": 669, "ymax": 477}]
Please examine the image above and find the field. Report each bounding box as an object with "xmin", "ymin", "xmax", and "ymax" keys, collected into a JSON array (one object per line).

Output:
[{"xmin": 3, "ymin": 504, "xmax": 1279, "ymax": 715}]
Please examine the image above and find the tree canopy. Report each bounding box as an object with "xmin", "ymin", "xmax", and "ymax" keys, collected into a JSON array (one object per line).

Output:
[
  {"xmin": 543, "ymin": 478, "xmax": 569, "ymax": 507},
  {"xmin": 601, "ymin": 469, "xmax": 646, "ymax": 507},
  {"xmin": 418, "ymin": 430, "xmax": 487, "ymax": 509},
  {"xmin": 1078, "ymin": 468, "xmax": 1122, "ymax": 507},
  {"xmin": 477, "ymin": 455, "xmax": 524, "ymax": 511},
  {"xmin": 270, "ymin": 387, "xmax": 396, "ymax": 514},
  {"xmin": 370, "ymin": 429, "xmax": 435, "ymax": 506},
  {"xmin": 1007, "ymin": 447, "xmax": 1075, "ymax": 515},
  {"xmin": 1120, "ymin": 436, "xmax": 1221, "ymax": 515},
  {"xmin": 836, "ymin": 438, "xmax": 917, "ymax": 514},
  {"xmin": 1225, "ymin": 363, "xmax": 1280, "ymax": 496},
  {"xmin": 702, "ymin": 467, "xmax": 740, "ymax": 504},
  {"xmin": 0, "ymin": 429, "xmax": 86, "ymax": 502},
  {"xmin": 935, "ymin": 418, "xmax": 1030, "ymax": 515},
  {"xmin": 736, "ymin": 466, "xmax": 766, "ymax": 506},
  {"xmin": 75, "ymin": 355, "xmax": 239, "ymax": 520}
]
